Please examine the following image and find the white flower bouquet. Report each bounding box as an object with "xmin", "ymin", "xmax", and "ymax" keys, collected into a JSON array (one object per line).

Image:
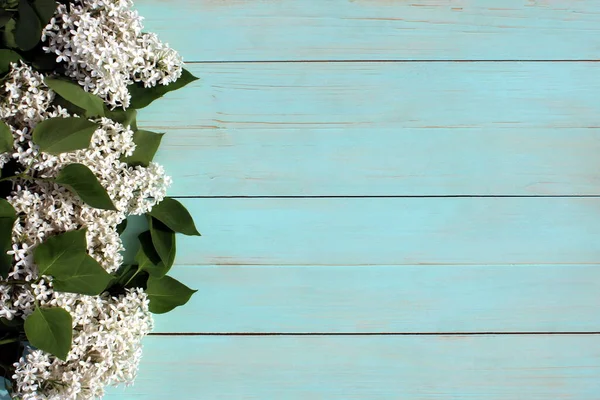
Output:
[{"xmin": 0, "ymin": 0, "xmax": 199, "ymax": 398}]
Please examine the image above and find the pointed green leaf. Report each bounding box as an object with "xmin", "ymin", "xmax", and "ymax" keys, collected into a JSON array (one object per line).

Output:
[
  {"xmin": 0, "ymin": 121, "xmax": 13, "ymax": 153},
  {"xmin": 2, "ymin": 19, "xmax": 17, "ymax": 49},
  {"xmin": 45, "ymin": 78, "xmax": 105, "ymax": 118},
  {"xmin": 0, "ymin": 199, "xmax": 16, "ymax": 279},
  {"xmin": 0, "ymin": 11, "xmax": 12, "ymax": 29},
  {"xmin": 32, "ymin": 117, "xmax": 99, "ymax": 155},
  {"xmin": 148, "ymin": 217, "xmax": 175, "ymax": 269},
  {"xmin": 51, "ymin": 94, "xmax": 86, "ymax": 117},
  {"xmin": 150, "ymin": 198, "xmax": 200, "ymax": 236},
  {"xmin": 55, "ymin": 163, "xmax": 116, "ymax": 210},
  {"xmin": 52, "ymin": 255, "xmax": 112, "ymax": 295},
  {"xmin": 0, "ymin": 199, "xmax": 16, "ymax": 220},
  {"xmin": 128, "ymin": 68, "xmax": 199, "ymax": 109},
  {"xmin": 136, "ymin": 230, "xmax": 169, "ymax": 277},
  {"xmin": 111, "ymin": 263, "xmax": 135, "ymax": 287},
  {"xmin": 32, "ymin": 0, "xmax": 57, "ymax": 25},
  {"xmin": 116, "ymin": 218, "xmax": 128, "ymax": 235},
  {"xmin": 0, "ymin": 49, "xmax": 22, "ymax": 74},
  {"xmin": 24, "ymin": 306, "xmax": 72, "ymax": 360},
  {"xmin": 146, "ymin": 275, "xmax": 196, "ymax": 314},
  {"xmin": 105, "ymin": 108, "xmax": 137, "ymax": 129},
  {"xmin": 34, "ymin": 229, "xmax": 87, "ymax": 276},
  {"xmin": 121, "ymin": 130, "xmax": 163, "ymax": 167},
  {"xmin": 0, "ymin": 317, "xmax": 22, "ymax": 331},
  {"xmin": 15, "ymin": 0, "xmax": 41, "ymax": 51}
]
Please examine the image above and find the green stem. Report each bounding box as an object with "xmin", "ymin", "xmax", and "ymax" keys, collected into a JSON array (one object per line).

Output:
[
  {"xmin": 0, "ymin": 173, "xmax": 26, "ymax": 183},
  {"xmin": 29, "ymin": 176, "xmax": 54, "ymax": 183},
  {"xmin": 124, "ymin": 268, "xmax": 142, "ymax": 287},
  {"xmin": 1, "ymin": 280, "xmax": 30, "ymax": 286},
  {"xmin": 23, "ymin": 154, "xmax": 40, "ymax": 176},
  {"xmin": 0, "ymin": 337, "xmax": 19, "ymax": 346}
]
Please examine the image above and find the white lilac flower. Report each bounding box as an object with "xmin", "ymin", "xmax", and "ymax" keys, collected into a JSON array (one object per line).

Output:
[
  {"xmin": 11, "ymin": 289, "xmax": 153, "ymax": 399},
  {"xmin": 0, "ymin": 40, "xmax": 174, "ymax": 398},
  {"xmin": 42, "ymin": 0, "xmax": 184, "ymax": 108}
]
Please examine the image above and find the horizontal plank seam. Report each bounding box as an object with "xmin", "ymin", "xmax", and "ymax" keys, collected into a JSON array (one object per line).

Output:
[
  {"xmin": 149, "ymin": 332, "xmax": 600, "ymax": 336},
  {"xmin": 172, "ymin": 263, "xmax": 600, "ymax": 266},
  {"xmin": 173, "ymin": 195, "xmax": 600, "ymax": 199},
  {"xmin": 170, "ymin": 264, "xmax": 600, "ymax": 268},
  {"xmin": 186, "ymin": 59, "xmax": 600, "ymax": 64}
]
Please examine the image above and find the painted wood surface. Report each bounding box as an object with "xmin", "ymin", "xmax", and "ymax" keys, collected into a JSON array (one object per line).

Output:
[
  {"xmin": 121, "ymin": 1, "xmax": 600, "ymax": 398},
  {"xmin": 174, "ymin": 197, "xmax": 600, "ymax": 265},
  {"xmin": 153, "ymin": 265, "xmax": 600, "ymax": 334},
  {"xmin": 136, "ymin": 0, "xmax": 600, "ymax": 61},
  {"xmin": 145, "ymin": 62, "xmax": 600, "ymax": 196},
  {"xmin": 105, "ymin": 335, "xmax": 600, "ymax": 399}
]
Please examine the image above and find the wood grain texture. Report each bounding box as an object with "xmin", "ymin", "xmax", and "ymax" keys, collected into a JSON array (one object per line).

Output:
[
  {"xmin": 105, "ymin": 335, "xmax": 600, "ymax": 399},
  {"xmin": 154, "ymin": 264, "xmax": 600, "ymax": 334},
  {"xmin": 136, "ymin": 0, "xmax": 600, "ymax": 61},
  {"xmin": 117, "ymin": 3, "xmax": 600, "ymax": 400},
  {"xmin": 175, "ymin": 197, "xmax": 600, "ymax": 265},
  {"xmin": 145, "ymin": 62, "xmax": 600, "ymax": 196}
]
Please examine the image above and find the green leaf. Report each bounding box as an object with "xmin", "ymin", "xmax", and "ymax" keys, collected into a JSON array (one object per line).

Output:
[
  {"xmin": 121, "ymin": 130, "xmax": 163, "ymax": 167},
  {"xmin": 105, "ymin": 108, "xmax": 137, "ymax": 129},
  {"xmin": 32, "ymin": 0, "xmax": 57, "ymax": 25},
  {"xmin": 111, "ymin": 263, "xmax": 135, "ymax": 287},
  {"xmin": 0, "ymin": 317, "xmax": 22, "ymax": 331},
  {"xmin": 30, "ymin": 51, "xmax": 57, "ymax": 72},
  {"xmin": 2, "ymin": 19, "xmax": 17, "ymax": 49},
  {"xmin": 137, "ymin": 231, "xmax": 162, "ymax": 265},
  {"xmin": 52, "ymin": 255, "xmax": 112, "ymax": 295},
  {"xmin": 146, "ymin": 275, "xmax": 197, "ymax": 314},
  {"xmin": 24, "ymin": 306, "xmax": 72, "ymax": 360},
  {"xmin": 45, "ymin": 78, "xmax": 105, "ymax": 118},
  {"xmin": 0, "ymin": 11, "xmax": 12, "ymax": 28},
  {"xmin": 148, "ymin": 217, "xmax": 175, "ymax": 269},
  {"xmin": 32, "ymin": 117, "xmax": 99, "ymax": 155},
  {"xmin": 0, "ymin": 198, "xmax": 16, "ymax": 220},
  {"xmin": 51, "ymin": 95, "xmax": 86, "ymax": 117},
  {"xmin": 15, "ymin": 0, "xmax": 41, "ymax": 51},
  {"xmin": 116, "ymin": 218, "xmax": 128, "ymax": 235},
  {"xmin": 150, "ymin": 197, "xmax": 200, "ymax": 236},
  {"xmin": 136, "ymin": 230, "xmax": 169, "ymax": 277},
  {"xmin": 0, "ymin": 121, "xmax": 13, "ymax": 153},
  {"xmin": 55, "ymin": 163, "xmax": 116, "ymax": 210},
  {"xmin": 33, "ymin": 229, "xmax": 87, "ymax": 276},
  {"xmin": 0, "ymin": 199, "xmax": 16, "ymax": 279},
  {"xmin": 128, "ymin": 68, "xmax": 199, "ymax": 109},
  {"xmin": 0, "ymin": 49, "xmax": 22, "ymax": 74}
]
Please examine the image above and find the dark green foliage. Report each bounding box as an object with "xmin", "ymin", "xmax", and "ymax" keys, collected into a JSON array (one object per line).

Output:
[
  {"xmin": 24, "ymin": 307, "xmax": 72, "ymax": 360},
  {"xmin": 55, "ymin": 163, "xmax": 117, "ymax": 210},
  {"xmin": 0, "ymin": 2, "xmax": 199, "ymax": 381},
  {"xmin": 121, "ymin": 129, "xmax": 163, "ymax": 167},
  {"xmin": 32, "ymin": 117, "xmax": 98, "ymax": 154},
  {"xmin": 128, "ymin": 68, "xmax": 199, "ymax": 109},
  {"xmin": 149, "ymin": 197, "xmax": 200, "ymax": 236},
  {"xmin": 146, "ymin": 275, "xmax": 197, "ymax": 314}
]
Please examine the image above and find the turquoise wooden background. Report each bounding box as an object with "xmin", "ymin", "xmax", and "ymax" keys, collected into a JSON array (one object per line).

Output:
[{"xmin": 105, "ymin": 1, "xmax": 600, "ymax": 398}]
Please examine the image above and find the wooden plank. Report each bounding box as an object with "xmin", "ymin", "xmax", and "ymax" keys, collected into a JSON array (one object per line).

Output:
[
  {"xmin": 154, "ymin": 264, "xmax": 600, "ymax": 334},
  {"xmin": 174, "ymin": 197, "xmax": 600, "ymax": 265},
  {"xmin": 145, "ymin": 63, "xmax": 600, "ymax": 196},
  {"xmin": 105, "ymin": 335, "xmax": 600, "ymax": 399},
  {"xmin": 136, "ymin": 0, "xmax": 600, "ymax": 61}
]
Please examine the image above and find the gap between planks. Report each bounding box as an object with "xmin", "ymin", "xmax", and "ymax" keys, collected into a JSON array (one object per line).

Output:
[
  {"xmin": 184, "ymin": 60, "xmax": 600, "ymax": 64},
  {"xmin": 149, "ymin": 332, "xmax": 600, "ymax": 336},
  {"xmin": 173, "ymin": 195, "xmax": 600, "ymax": 199}
]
